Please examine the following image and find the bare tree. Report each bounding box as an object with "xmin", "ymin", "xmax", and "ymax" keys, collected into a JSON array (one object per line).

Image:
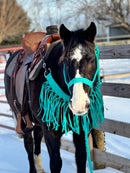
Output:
[
  {"xmin": 0, "ymin": 0, "xmax": 30, "ymax": 44},
  {"xmin": 18, "ymin": 0, "xmax": 65, "ymax": 32},
  {"xmin": 61, "ymin": 0, "xmax": 130, "ymax": 33},
  {"xmin": 22, "ymin": 0, "xmax": 46, "ymax": 32},
  {"xmin": 56, "ymin": 0, "xmax": 96, "ymax": 30},
  {"xmin": 18, "ymin": 0, "xmax": 89, "ymax": 32},
  {"xmin": 93, "ymin": 0, "xmax": 130, "ymax": 32},
  {"xmin": 67, "ymin": 0, "xmax": 94, "ymax": 27}
]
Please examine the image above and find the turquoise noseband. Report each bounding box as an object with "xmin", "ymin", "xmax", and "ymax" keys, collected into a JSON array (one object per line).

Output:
[{"xmin": 68, "ymin": 77, "xmax": 93, "ymax": 89}]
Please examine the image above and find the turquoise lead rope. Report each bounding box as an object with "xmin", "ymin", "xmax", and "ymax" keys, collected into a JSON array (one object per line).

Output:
[{"xmin": 38, "ymin": 45, "xmax": 104, "ymax": 173}]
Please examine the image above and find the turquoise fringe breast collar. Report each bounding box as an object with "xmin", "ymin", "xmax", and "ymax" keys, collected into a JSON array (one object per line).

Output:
[{"xmin": 38, "ymin": 45, "xmax": 104, "ymax": 173}]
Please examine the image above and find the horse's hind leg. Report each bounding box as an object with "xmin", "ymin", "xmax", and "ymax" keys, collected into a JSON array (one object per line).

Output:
[
  {"xmin": 23, "ymin": 133, "xmax": 37, "ymax": 173},
  {"xmin": 73, "ymin": 130, "xmax": 87, "ymax": 173},
  {"xmin": 43, "ymin": 125, "xmax": 62, "ymax": 173},
  {"xmin": 33, "ymin": 125, "xmax": 45, "ymax": 173}
]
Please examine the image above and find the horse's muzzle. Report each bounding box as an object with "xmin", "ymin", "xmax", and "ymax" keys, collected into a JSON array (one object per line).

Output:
[{"xmin": 69, "ymin": 100, "xmax": 90, "ymax": 116}]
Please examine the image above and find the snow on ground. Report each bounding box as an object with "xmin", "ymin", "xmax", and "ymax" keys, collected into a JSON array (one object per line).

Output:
[
  {"xmin": 0, "ymin": 128, "xmax": 124, "ymax": 173},
  {"xmin": 0, "ymin": 58, "xmax": 130, "ymax": 173}
]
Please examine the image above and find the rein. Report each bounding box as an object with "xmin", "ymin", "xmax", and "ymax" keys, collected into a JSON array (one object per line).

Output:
[{"xmin": 39, "ymin": 45, "xmax": 104, "ymax": 173}]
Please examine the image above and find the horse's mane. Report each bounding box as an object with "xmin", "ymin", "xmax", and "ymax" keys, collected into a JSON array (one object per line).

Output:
[{"xmin": 64, "ymin": 29, "xmax": 84, "ymax": 54}]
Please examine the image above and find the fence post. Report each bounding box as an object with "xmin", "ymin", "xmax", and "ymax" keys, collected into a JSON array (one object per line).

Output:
[{"xmin": 92, "ymin": 129, "xmax": 105, "ymax": 170}]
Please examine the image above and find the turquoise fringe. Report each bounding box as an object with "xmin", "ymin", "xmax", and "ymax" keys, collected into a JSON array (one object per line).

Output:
[
  {"xmin": 38, "ymin": 45, "xmax": 104, "ymax": 173},
  {"xmin": 38, "ymin": 75, "xmax": 104, "ymax": 173}
]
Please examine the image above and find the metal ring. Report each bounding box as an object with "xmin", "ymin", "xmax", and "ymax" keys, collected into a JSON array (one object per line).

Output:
[
  {"xmin": 43, "ymin": 63, "xmax": 46, "ymax": 69},
  {"xmin": 44, "ymin": 68, "xmax": 51, "ymax": 77}
]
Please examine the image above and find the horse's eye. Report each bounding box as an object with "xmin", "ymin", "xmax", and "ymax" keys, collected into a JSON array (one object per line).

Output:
[
  {"xmin": 64, "ymin": 58, "xmax": 70, "ymax": 65},
  {"xmin": 90, "ymin": 59, "xmax": 95, "ymax": 64}
]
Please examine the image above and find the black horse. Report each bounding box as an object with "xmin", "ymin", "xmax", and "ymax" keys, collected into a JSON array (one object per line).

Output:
[{"xmin": 4, "ymin": 22, "xmax": 103, "ymax": 173}]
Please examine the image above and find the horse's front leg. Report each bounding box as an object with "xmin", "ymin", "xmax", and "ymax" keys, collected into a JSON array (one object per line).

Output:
[
  {"xmin": 33, "ymin": 125, "xmax": 45, "ymax": 173},
  {"xmin": 23, "ymin": 133, "xmax": 37, "ymax": 173},
  {"xmin": 73, "ymin": 130, "xmax": 87, "ymax": 173},
  {"xmin": 43, "ymin": 124, "xmax": 62, "ymax": 173}
]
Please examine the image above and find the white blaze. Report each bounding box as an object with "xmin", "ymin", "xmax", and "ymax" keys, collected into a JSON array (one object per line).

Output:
[
  {"xmin": 69, "ymin": 44, "xmax": 90, "ymax": 115},
  {"xmin": 71, "ymin": 45, "xmax": 83, "ymax": 62},
  {"xmin": 70, "ymin": 71, "xmax": 90, "ymax": 115}
]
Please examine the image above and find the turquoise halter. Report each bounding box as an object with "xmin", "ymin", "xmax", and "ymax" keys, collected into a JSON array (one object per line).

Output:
[{"xmin": 38, "ymin": 45, "xmax": 104, "ymax": 173}]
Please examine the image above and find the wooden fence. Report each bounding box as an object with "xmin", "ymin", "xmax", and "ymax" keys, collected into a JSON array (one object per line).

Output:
[
  {"xmin": 0, "ymin": 44, "xmax": 130, "ymax": 172},
  {"xmin": 93, "ymin": 44, "xmax": 130, "ymax": 172}
]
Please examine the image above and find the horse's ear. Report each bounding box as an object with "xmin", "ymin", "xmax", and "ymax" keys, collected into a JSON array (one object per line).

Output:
[
  {"xmin": 60, "ymin": 24, "xmax": 71, "ymax": 43},
  {"xmin": 83, "ymin": 22, "xmax": 97, "ymax": 43}
]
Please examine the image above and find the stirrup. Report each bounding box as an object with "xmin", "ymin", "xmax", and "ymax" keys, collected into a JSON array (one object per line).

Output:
[
  {"xmin": 16, "ymin": 114, "xmax": 34, "ymax": 134},
  {"xmin": 23, "ymin": 127, "xmax": 34, "ymax": 133},
  {"xmin": 16, "ymin": 113, "xmax": 24, "ymax": 134},
  {"xmin": 23, "ymin": 114, "xmax": 34, "ymax": 133}
]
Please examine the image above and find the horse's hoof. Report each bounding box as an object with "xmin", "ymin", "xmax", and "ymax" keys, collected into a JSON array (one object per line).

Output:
[
  {"xmin": 16, "ymin": 129, "xmax": 24, "ymax": 135},
  {"xmin": 23, "ymin": 127, "xmax": 34, "ymax": 133}
]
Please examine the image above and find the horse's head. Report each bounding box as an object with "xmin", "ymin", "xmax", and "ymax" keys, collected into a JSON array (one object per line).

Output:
[{"xmin": 60, "ymin": 22, "xmax": 97, "ymax": 116}]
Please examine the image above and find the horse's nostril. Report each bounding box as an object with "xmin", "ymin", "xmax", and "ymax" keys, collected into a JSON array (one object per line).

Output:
[
  {"xmin": 69, "ymin": 99, "xmax": 72, "ymax": 106},
  {"xmin": 86, "ymin": 102, "xmax": 90, "ymax": 109}
]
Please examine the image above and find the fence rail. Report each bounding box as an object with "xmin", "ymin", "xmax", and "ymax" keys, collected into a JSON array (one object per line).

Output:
[
  {"xmin": 99, "ymin": 44, "xmax": 130, "ymax": 59},
  {"xmin": 102, "ymin": 72, "xmax": 130, "ymax": 79},
  {"xmin": 0, "ymin": 46, "xmax": 22, "ymax": 52},
  {"xmin": 93, "ymin": 148, "xmax": 130, "ymax": 173},
  {"xmin": 101, "ymin": 83, "xmax": 130, "ymax": 98},
  {"xmin": 0, "ymin": 100, "xmax": 7, "ymax": 103},
  {"xmin": 96, "ymin": 118, "xmax": 130, "ymax": 138},
  {"xmin": 0, "ymin": 124, "xmax": 15, "ymax": 131},
  {"xmin": 96, "ymin": 34, "xmax": 130, "ymax": 41},
  {"xmin": 0, "ymin": 113, "xmax": 13, "ymax": 118}
]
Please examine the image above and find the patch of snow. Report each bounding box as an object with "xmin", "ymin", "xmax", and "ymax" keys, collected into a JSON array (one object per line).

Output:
[{"xmin": 0, "ymin": 130, "xmax": 125, "ymax": 173}]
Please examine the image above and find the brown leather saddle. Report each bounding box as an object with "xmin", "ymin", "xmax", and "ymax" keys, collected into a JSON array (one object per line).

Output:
[{"xmin": 7, "ymin": 27, "xmax": 61, "ymax": 134}]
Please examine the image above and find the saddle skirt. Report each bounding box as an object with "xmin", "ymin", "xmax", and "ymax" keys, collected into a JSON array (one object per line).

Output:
[{"xmin": 15, "ymin": 54, "xmax": 33, "ymax": 105}]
